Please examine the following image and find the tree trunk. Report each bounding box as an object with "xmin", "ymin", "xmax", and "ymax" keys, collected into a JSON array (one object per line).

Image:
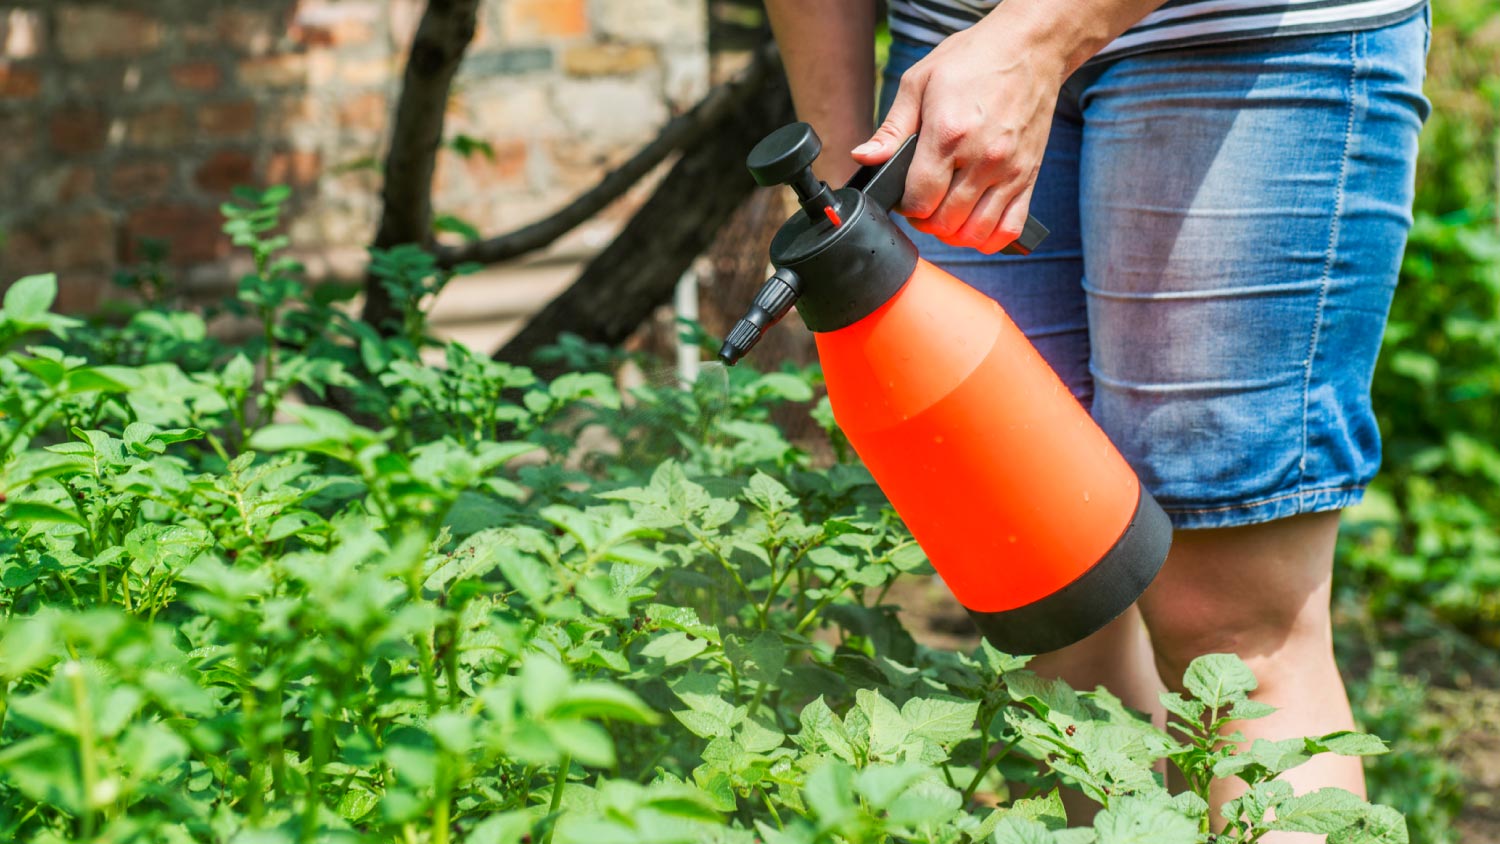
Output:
[
  {"xmin": 493, "ymin": 45, "xmax": 793, "ymax": 378},
  {"xmin": 362, "ymin": 0, "xmax": 480, "ymax": 331}
]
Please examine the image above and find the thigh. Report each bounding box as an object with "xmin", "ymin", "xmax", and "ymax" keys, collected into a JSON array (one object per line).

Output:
[
  {"xmin": 1078, "ymin": 11, "xmax": 1430, "ymax": 529},
  {"xmin": 879, "ymin": 40, "xmax": 1092, "ymax": 401}
]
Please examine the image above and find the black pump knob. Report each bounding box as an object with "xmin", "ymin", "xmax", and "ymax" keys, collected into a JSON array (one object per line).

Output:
[
  {"xmin": 747, "ymin": 122, "xmax": 840, "ymax": 225},
  {"xmin": 746, "ymin": 123, "xmax": 822, "ymax": 187}
]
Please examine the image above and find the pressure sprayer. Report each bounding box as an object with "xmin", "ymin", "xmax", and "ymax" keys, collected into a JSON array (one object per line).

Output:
[{"xmin": 717, "ymin": 123, "xmax": 1172, "ymax": 655}]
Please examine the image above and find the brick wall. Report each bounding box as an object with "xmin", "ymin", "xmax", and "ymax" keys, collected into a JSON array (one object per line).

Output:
[{"xmin": 0, "ymin": 0, "xmax": 709, "ymax": 311}]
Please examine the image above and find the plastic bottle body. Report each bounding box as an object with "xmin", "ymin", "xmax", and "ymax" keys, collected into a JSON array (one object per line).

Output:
[{"xmin": 815, "ymin": 258, "xmax": 1142, "ymax": 613}]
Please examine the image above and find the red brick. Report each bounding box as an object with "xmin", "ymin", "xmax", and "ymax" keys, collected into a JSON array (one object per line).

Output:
[
  {"xmin": 1, "ymin": 228, "xmax": 48, "ymax": 275},
  {"xmin": 35, "ymin": 163, "xmax": 97, "ymax": 205},
  {"xmin": 49, "ymin": 209, "xmax": 116, "ymax": 270},
  {"xmin": 54, "ymin": 273, "xmax": 108, "ymax": 314},
  {"xmin": 50, "ymin": 108, "xmax": 108, "ymax": 155},
  {"xmin": 194, "ymin": 149, "xmax": 255, "ymax": 194},
  {"xmin": 503, "ymin": 0, "xmax": 588, "ymax": 40},
  {"xmin": 462, "ymin": 139, "xmax": 528, "ymax": 183},
  {"xmin": 170, "ymin": 60, "xmax": 223, "ymax": 92},
  {"xmin": 562, "ymin": 44, "xmax": 656, "ymax": 77},
  {"xmin": 0, "ymin": 62, "xmax": 40, "ymax": 98},
  {"xmin": 266, "ymin": 149, "xmax": 321, "ymax": 187},
  {"xmin": 337, "ymin": 90, "xmax": 387, "ymax": 132},
  {"xmin": 264, "ymin": 97, "xmax": 314, "ymax": 134},
  {"xmin": 212, "ymin": 8, "xmax": 283, "ymax": 56},
  {"xmin": 238, "ymin": 53, "xmax": 308, "ymax": 89},
  {"xmin": 57, "ymin": 6, "xmax": 162, "ymax": 61},
  {"xmin": 0, "ymin": 113, "xmax": 35, "ymax": 173},
  {"xmin": 109, "ymin": 159, "xmax": 174, "ymax": 201},
  {"xmin": 126, "ymin": 104, "xmax": 188, "ymax": 149},
  {"xmin": 125, "ymin": 204, "xmax": 229, "ymax": 264},
  {"xmin": 290, "ymin": 18, "xmax": 374, "ymax": 48},
  {"xmin": 336, "ymin": 56, "xmax": 391, "ymax": 87},
  {"xmin": 195, "ymin": 100, "xmax": 257, "ymax": 138}
]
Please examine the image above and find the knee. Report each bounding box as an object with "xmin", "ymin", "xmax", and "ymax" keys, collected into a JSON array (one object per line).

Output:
[{"xmin": 1140, "ymin": 583, "xmax": 1333, "ymax": 691}]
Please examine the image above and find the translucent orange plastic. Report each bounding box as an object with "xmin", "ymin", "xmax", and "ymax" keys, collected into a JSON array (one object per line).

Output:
[{"xmin": 815, "ymin": 259, "xmax": 1140, "ymax": 612}]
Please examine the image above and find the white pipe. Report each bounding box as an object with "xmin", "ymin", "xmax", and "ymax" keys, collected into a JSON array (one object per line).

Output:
[{"xmin": 674, "ymin": 267, "xmax": 700, "ymax": 387}]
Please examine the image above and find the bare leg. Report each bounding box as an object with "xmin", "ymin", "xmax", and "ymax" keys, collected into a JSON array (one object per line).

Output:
[{"xmin": 1138, "ymin": 510, "xmax": 1361, "ymax": 841}]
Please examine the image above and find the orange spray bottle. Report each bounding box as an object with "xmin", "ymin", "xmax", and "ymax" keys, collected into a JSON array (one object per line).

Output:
[{"xmin": 718, "ymin": 123, "xmax": 1172, "ymax": 655}]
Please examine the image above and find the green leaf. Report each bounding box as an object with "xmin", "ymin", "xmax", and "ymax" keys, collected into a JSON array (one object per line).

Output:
[
  {"xmin": 433, "ymin": 213, "xmax": 482, "ymax": 243},
  {"xmin": 745, "ymin": 472, "xmax": 797, "ymax": 515},
  {"xmin": 552, "ymin": 683, "xmax": 660, "ymax": 725},
  {"xmin": 467, "ymin": 811, "xmax": 535, "ymax": 844},
  {"xmin": 2, "ymin": 274, "xmax": 58, "ymax": 320},
  {"xmin": 496, "ymin": 548, "xmax": 553, "ymax": 604},
  {"xmin": 884, "ymin": 774, "xmax": 963, "ymax": 827},
  {"xmin": 1220, "ymin": 779, "xmax": 1294, "ymax": 830},
  {"xmin": 674, "ymin": 709, "xmax": 733, "ymax": 740},
  {"xmin": 751, "ymin": 372, "xmax": 814, "ymax": 403},
  {"xmin": 993, "ymin": 815, "xmax": 1059, "ymax": 844},
  {"xmin": 900, "ymin": 696, "xmax": 978, "ymax": 745},
  {"xmin": 4, "ymin": 501, "xmax": 86, "ymax": 528},
  {"xmin": 1181, "ymin": 654, "xmax": 1258, "ymax": 709},
  {"xmin": 247, "ymin": 423, "xmax": 336, "ymax": 453},
  {"xmin": 803, "ymin": 763, "xmax": 857, "ymax": 828},
  {"xmin": 0, "ymin": 734, "xmax": 85, "ymax": 815},
  {"xmin": 1269, "ymin": 788, "xmax": 1372, "ymax": 834},
  {"xmin": 1009, "ymin": 789, "xmax": 1068, "ymax": 831},
  {"xmin": 855, "ymin": 688, "xmax": 908, "ymax": 760},
  {"xmin": 1308, "ymin": 731, "xmax": 1389, "ymax": 757},
  {"xmin": 1329, "ymin": 805, "xmax": 1409, "ymax": 844},
  {"xmin": 64, "ymin": 366, "xmax": 139, "ymax": 394},
  {"xmin": 1092, "ymin": 796, "xmax": 1198, "ymax": 844},
  {"xmin": 1159, "ymin": 692, "xmax": 1207, "ymax": 725},
  {"xmin": 543, "ymin": 719, "xmax": 615, "ymax": 767},
  {"xmin": 798, "ymin": 696, "xmax": 857, "ymax": 763},
  {"xmin": 723, "ymin": 630, "xmax": 785, "ymax": 686},
  {"xmin": 640, "ymin": 631, "xmax": 708, "ymax": 666}
]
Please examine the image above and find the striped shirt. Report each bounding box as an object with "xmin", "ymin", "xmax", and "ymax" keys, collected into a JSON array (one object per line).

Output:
[{"xmin": 888, "ymin": 0, "xmax": 1428, "ymax": 61}]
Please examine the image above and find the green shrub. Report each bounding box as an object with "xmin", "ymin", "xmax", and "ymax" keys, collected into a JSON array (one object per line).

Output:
[
  {"xmin": 1335, "ymin": 0, "xmax": 1500, "ymax": 641},
  {"xmin": 0, "ymin": 191, "xmax": 1408, "ymax": 842}
]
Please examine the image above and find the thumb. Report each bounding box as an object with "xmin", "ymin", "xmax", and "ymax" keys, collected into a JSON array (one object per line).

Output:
[{"xmin": 853, "ymin": 78, "xmax": 922, "ymax": 165}]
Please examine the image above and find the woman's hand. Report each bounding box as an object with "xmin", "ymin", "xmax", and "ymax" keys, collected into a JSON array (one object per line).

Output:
[{"xmin": 853, "ymin": 14, "xmax": 1069, "ymax": 254}]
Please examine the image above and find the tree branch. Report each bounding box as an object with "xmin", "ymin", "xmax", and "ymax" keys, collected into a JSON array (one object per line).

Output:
[
  {"xmin": 363, "ymin": 0, "xmax": 481, "ymax": 329},
  {"xmin": 435, "ymin": 40, "xmax": 781, "ymax": 270},
  {"xmin": 492, "ymin": 42, "xmax": 793, "ymax": 378}
]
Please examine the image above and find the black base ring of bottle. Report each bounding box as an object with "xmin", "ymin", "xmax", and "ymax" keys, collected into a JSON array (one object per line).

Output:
[{"xmin": 965, "ymin": 487, "xmax": 1173, "ymax": 656}]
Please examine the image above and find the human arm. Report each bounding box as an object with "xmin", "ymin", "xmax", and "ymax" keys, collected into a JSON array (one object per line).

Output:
[
  {"xmin": 854, "ymin": 0, "xmax": 1168, "ymax": 252},
  {"xmin": 763, "ymin": 1, "xmax": 879, "ymax": 185}
]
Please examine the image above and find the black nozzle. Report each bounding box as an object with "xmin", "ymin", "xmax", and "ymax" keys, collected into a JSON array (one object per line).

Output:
[{"xmin": 717, "ymin": 268, "xmax": 801, "ymax": 365}]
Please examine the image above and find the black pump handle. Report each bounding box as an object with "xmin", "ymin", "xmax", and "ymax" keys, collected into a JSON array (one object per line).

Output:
[{"xmin": 843, "ymin": 135, "xmax": 1050, "ymax": 256}]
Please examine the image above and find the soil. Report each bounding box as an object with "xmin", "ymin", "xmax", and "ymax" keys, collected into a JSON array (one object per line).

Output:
[{"xmin": 880, "ymin": 574, "xmax": 1500, "ymax": 841}]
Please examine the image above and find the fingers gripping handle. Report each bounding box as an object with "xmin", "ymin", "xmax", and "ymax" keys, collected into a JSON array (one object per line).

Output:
[
  {"xmin": 717, "ymin": 268, "xmax": 802, "ymax": 365},
  {"xmin": 843, "ymin": 135, "xmax": 1050, "ymax": 256}
]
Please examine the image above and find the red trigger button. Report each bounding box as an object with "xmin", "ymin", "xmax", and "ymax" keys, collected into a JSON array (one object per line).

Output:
[{"xmin": 823, "ymin": 206, "xmax": 842, "ymax": 227}]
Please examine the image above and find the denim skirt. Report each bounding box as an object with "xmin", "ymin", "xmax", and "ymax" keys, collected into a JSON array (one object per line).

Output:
[{"xmin": 878, "ymin": 5, "xmax": 1431, "ymax": 529}]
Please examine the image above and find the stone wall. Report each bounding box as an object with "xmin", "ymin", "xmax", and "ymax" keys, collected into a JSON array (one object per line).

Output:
[{"xmin": 0, "ymin": 0, "xmax": 709, "ymax": 311}]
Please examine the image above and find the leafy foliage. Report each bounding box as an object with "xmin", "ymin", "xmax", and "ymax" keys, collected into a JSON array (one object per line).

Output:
[{"xmin": 0, "ymin": 197, "xmax": 1407, "ymax": 842}]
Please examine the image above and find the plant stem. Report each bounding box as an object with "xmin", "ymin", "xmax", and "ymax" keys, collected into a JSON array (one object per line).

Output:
[
  {"xmin": 963, "ymin": 736, "xmax": 1019, "ymax": 803},
  {"xmin": 542, "ymin": 754, "xmax": 571, "ymax": 844},
  {"xmin": 65, "ymin": 661, "xmax": 99, "ymax": 838},
  {"xmin": 432, "ymin": 752, "xmax": 452, "ymax": 844},
  {"xmin": 236, "ymin": 637, "xmax": 265, "ymax": 826}
]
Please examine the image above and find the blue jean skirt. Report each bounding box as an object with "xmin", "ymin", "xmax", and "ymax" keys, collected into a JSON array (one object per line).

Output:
[{"xmin": 878, "ymin": 6, "xmax": 1432, "ymax": 529}]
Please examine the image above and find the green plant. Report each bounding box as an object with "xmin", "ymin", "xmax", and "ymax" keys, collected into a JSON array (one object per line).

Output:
[{"xmin": 0, "ymin": 195, "xmax": 1410, "ymax": 842}]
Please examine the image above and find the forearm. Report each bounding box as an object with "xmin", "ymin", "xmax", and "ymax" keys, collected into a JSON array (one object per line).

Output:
[{"xmin": 764, "ymin": 1, "xmax": 878, "ymax": 183}]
